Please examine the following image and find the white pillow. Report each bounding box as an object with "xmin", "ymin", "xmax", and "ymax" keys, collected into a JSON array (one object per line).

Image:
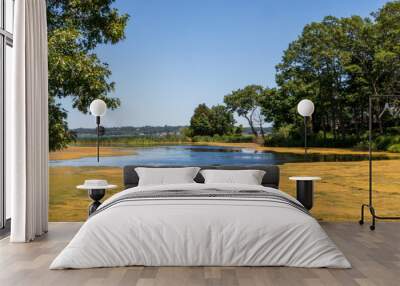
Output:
[
  {"xmin": 135, "ymin": 167, "xmax": 200, "ymax": 186},
  {"xmin": 200, "ymin": 169, "xmax": 266, "ymax": 185}
]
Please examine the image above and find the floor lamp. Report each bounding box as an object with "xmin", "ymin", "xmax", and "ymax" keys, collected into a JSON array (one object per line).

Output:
[
  {"xmin": 297, "ymin": 99, "xmax": 315, "ymax": 157},
  {"xmin": 89, "ymin": 99, "xmax": 107, "ymax": 162},
  {"xmin": 359, "ymin": 95, "xmax": 400, "ymax": 230}
]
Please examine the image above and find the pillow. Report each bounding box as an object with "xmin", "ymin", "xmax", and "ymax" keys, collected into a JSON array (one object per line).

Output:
[
  {"xmin": 200, "ymin": 169, "xmax": 266, "ymax": 185},
  {"xmin": 135, "ymin": 167, "xmax": 200, "ymax": 186}
]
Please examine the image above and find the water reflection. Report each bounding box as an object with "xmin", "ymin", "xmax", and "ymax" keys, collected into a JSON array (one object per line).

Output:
[
  {"xmin": 275, "ymin": 153, "xmax": 390, "ymax": 162},
  {"xmin": 183, "ymin": 146, "xmax": 243, "ymax": 153},
  {"xmin": 49, "ymin": 145, "xmax": 391, "ymax": 168}
]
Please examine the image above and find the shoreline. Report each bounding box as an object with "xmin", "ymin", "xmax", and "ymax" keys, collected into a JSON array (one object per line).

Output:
[
  {"xmin": 192, "ymin": 142, "xmax": 400, "ymax": 157},
  {"xmin": 49, "ymin": 146, "xmax": 135, "ymax": 160},
  {"xmin": 50, "ymin": 143, "xmax": 400, "ymax": 162}
]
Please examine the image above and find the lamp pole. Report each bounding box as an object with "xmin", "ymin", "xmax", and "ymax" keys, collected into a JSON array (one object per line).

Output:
[
  {"xmin": 304, "ymin": 116, "xmax": 307, "ymax": 156},
  {"xmin": 96, "ymin": 116, "xmax": 100, "ymax": 162},
  {"xmin": 90, "ymin": 99, "xmax": 107, "ymax": 163},
  {"xmin": 297, "ymin": 99, "xmax": 314, "ymax": 158}
]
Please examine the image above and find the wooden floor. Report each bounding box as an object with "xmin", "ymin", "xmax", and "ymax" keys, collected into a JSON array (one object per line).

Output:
[{"xmin": 0, "ymin": 222, "xmax": 399, "ymax": 286}]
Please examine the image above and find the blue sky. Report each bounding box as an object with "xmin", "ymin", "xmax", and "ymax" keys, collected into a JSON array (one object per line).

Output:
[{"xmin": 65, "ymin": 0, "xmax": 390, "ymax": 128}]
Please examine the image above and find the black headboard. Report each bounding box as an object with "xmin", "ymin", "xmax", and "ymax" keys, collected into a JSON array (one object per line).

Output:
[{"xmin": 123, "ymin": 165, "xmax": 280, "ymax": 189}]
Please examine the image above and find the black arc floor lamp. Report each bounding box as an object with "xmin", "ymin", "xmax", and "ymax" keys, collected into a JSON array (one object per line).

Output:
[
  {"xmin": 359, "ymin": 94, "xmax": 400, "ymax": 230},
  {"xmin": 89, "ymin": 99, "xmax": 107, "ymax": 162},
  {"xmin": 297, "ymin": 99, "xmax": 315, "ymax": 158}
]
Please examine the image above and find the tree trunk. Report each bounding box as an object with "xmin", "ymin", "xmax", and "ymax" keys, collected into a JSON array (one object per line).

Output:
[
  {"xmin": 259, "ymin": 125, "xmax": 265, "ymax": 139},
  {"xmin": 323, "ymin": 115, "xmax": 327, "ymax": 144},
  {"xmin": 378, "ymin": 116, "xmax": 384, "ymax": 134},
  {"xmin": 244, "ymin": 115, "xmax": 258, "ymax": 137},
  {"xmin": 258, "ymin": 118, "xmax": 265, "ymax": 143},
  {"xmin": 332, "ymin": 112, "xmax": 337, "ymax": 141}
]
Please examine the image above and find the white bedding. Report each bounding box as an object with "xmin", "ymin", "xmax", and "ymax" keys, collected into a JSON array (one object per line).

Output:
[{"xmin": 50, "ymin": 183, "xmax": 351, "ymax": 269}]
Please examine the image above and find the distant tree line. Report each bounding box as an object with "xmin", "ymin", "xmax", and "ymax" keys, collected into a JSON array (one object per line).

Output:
[
  {"xmin": 188, "ymin": 1, "xmax": 400, "ymax": 150},
  {"xmin": 73, "ymin": 125, "xmax": 187, "ymax": 138}
]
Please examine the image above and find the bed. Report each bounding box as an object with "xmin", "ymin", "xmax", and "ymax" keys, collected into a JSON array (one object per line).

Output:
[{"xmin": 50, "ymin": 165, "xmax": 350, "ymax": 269}]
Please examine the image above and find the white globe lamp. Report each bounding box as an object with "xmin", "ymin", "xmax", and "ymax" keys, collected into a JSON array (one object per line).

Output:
[
  {"xmin": 297, "ymin": 99, "xmax": 314, "ymax": 117},
  {"xmin": 297, "ymin": 99, "xmax": 315, "ymax": 156},
  {"xmin": 90, "ymin": 99, "xmax": 107, "ymax": 117},
  {"xmin": 89, "ymin": 99, "xmax": 107, "ymax": 162}
]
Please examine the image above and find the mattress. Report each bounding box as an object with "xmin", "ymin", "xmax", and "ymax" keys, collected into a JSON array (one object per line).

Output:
[{"xmin": 50, "ymin": 183, "xmax": 351, "ymax": 269}]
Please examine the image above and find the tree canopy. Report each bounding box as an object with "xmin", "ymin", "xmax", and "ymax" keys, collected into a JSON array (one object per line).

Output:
[
  {"xmin": 48, "ymin": 1, "xmax": 400, "ymax": 150},
  {"xmin": 47, "ymin": 0, "xmax": 129, "ymax": 151},
  {"xmin": 270, "ymin": 1, "xmax": 400, "ymax": 144},
  {"xmin": 224, "ymin": 85, "xmax": 266, "ymax": 138},
  {"xmin": 193, "ymin": 1, "xmax": 400, "ymax": 149},
  {"xmin": 189, "ymin": 104, "xmax": 235, "ymax": 137}
]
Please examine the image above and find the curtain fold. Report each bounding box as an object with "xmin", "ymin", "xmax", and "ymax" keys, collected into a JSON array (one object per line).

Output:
[{"xmin": 10, "ymin": 0, "xmax": 49, "ymax": 242}]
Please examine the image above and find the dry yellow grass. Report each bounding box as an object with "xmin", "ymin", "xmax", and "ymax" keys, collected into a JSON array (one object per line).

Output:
[
  {"xmin": 49, "ymin": 159, "xmax": 400, "ymax": 222},
  {"xmin": 49, "ymin": 146, "xmax": 135, "ymax": 160},
  {"xmin": 280, "ymin": 160, "xmax": 400, "ymax": 221},
  {"xmin": 49, "ymin": 167, "xmax": 124, "ymax": 221}
]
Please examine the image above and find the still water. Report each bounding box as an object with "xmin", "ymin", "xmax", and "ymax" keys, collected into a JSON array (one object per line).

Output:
[{"xmin": 49, "ymin": 145, "xmax": 382, "ymax": 167}]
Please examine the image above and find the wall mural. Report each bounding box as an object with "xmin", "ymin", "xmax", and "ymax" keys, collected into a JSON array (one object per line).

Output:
[{"xmin": 47, "ymin": 1, "xmax": 400, "ymax": 223}]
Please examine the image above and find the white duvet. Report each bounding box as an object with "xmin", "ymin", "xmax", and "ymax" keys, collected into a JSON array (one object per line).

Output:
[{"xmin": 50, "ymin": 183, "xmax": 351, "ymax": 269}]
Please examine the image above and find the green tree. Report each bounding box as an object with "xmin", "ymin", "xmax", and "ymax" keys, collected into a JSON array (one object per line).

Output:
[
  {"xmin": 234, "ymin": 124, "xmax": 244, "ymax": 135},
  {"xmin": 268, "ymin": 1, "xmax": 400, "ymax": 147},
  {"xmin": 224, "ymin": 85, "xmax": 266, "ymax": 138},
  {"xmin": 275, "ymin": 16, "xmax": 354, "ymax": 141},
  {"xmin": 209, "ymin": 105, "xmax": 235, "ymax": 136},
  {"xmin": 189, "ymin": 104, "xmax": 214, "ymax": 136},
  {"xmin": 372, "ymin": 1, "xmax": 400, "ymax": 95},
  {"xmin": 47, "ymin": 0, "xmax": 129, "ymax": 151},
  {"xmin": 189, "ymin": 104, "xmax": 235, "ymax": 136}
]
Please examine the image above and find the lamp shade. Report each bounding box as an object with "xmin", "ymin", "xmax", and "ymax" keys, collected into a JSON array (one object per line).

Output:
[
  {"xmin": 90, "ymin": 99, "xmax": 107, "ymax": 117},
  {"xmin": 297, "ymin": 99, "xmax": 315, "ymax": 117}
]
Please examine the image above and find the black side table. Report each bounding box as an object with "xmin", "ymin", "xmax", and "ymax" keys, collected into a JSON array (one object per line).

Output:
[
  {"xmin": 77, "ymin": 180, "xmax": 117, "ymax": 216},
  {"xmin": 88, "ymin": 189, "xmax": 106, "ymax": 215},
  {"xmin": 289, "ymin": 177, "xmax": 321, "ymax": 210}
]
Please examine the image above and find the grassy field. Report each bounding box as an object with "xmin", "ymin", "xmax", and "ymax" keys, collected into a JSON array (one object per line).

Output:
[
  {"xmin": 280, "ymin": 160, "xmax": 400, "ymax": 221},
  {"xmin": 50, "ymin": 146, "xmax": 135, "ymax": 160},
  {"xmin": 73, "ymin": 134, "xmax": 254, "ymax": 147},
  {"xmin": 49, "ymin": 145, "xmax": 400, "ymax": 222},
  {"xmin": 49, "ymin": 167, "xmax": 123, "ymax": 221}
]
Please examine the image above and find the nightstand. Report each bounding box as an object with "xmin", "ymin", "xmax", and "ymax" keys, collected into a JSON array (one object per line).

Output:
[
  {"xmin": 77, "ymin": 180, "xmax": 117, "ymax": 215},
  {"xmin": 289, "ymin": 177, "xmax": 321, "ymax": 210}
]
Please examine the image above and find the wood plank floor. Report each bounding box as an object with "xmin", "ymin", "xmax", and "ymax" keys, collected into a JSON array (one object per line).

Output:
[{"xmin": 0, "ymin": 222, "xmax": 399, "ymax": 286}]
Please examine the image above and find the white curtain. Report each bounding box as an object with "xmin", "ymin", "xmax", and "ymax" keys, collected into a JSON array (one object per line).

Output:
[{"xmin": 9, "ymin": 0, "xmax": 49, "ymax": 242}]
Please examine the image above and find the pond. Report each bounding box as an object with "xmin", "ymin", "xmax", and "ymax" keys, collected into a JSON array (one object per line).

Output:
[{"xmin": 49, "ymin": 145, "xmax": 387, "ymax": 167}]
